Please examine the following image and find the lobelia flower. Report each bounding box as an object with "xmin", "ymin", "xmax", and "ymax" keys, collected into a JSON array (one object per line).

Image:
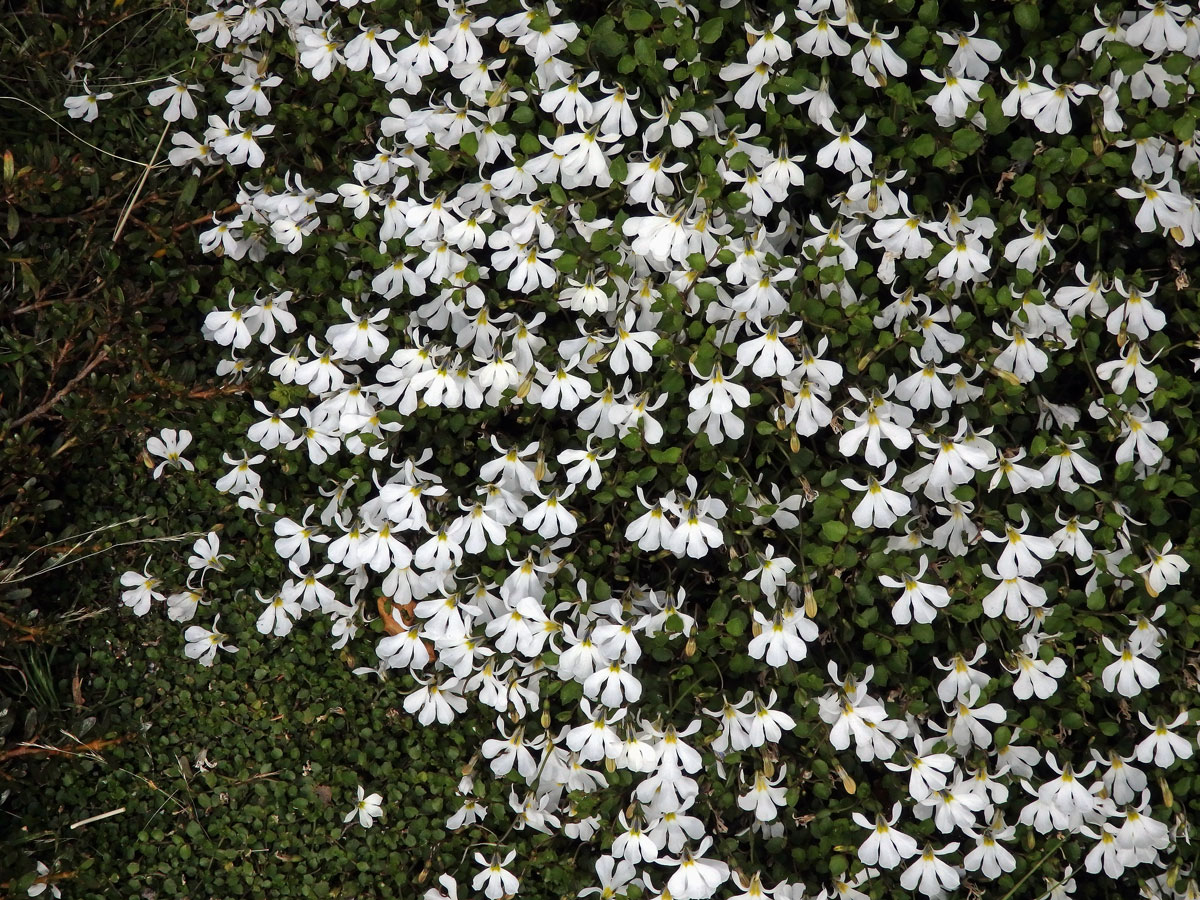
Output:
[
  {"xmin": 1116, "ymin": 177, "xmax": 1191, "ymax": 234},
  {"xmin": 1050, "ymin": 508, "xmax": 1098, "ymax": 561},
  {"xmin": 146, "ymin": 428, "xmax": 195, "ymax": 479},
  {"xmin": 744, "ymin": 13, "xmax": 793, "ymax": 65},
  {"xmin": 667, "ymin": 476, "xmax": 727, "ymax": 559},
  {"xmin": 1097, "ymin": 341, "xmax": 1159, "ymax": 395},
  {"xmin": 1135, "ymin": 711, "xmax": 1193, "ymax": 766},
  {"xmin": 64, "ymin": 80, "xmax": 114, "ymax": 122},
  {"xmin": 982, "ymin": 511, "xmax": 1057, "ymax": 578},
  {"xmin": 1136, "ymin": 541, "xmax": 1189, "ymax": 596},
  {"xmin": 744, "ymin": 545, "xmax": 795, "ymax": 599},
  {"xmin": 942, "ymin": 685, "xmax": 1007, "ymax": 751},
  {"xmin": 663, "ymin": 836, "xmax": 730, "ymax": 900},
  {"xmin": 1040, "ymin": 439, "xmax": 1102, "ymax": 492},
  {"xmin": 344, "ymin": 785, "xmax": 383, "ymax": 828},
  {"xmin": 899, "ymin": 843, "xmax": 960, "ymax": 897},
  {"xmin": 1024, "ymin": 67, "xmax": 1094, "ymax": 134},
  {"xmin": 849, "ymin": 22, "xmax": 907, "ymax": 87},
  {"xmin": 184, "ymin": 614, "xmax": 237, "ymax": 666},
  {"xmin": 119, "ymin": 560, "xmax": 165, "ymax": 616},
  {"xmin": 838, "ymin": 389, "xmax": 913, "ymax": 466},
  {"xmin": 325, "ymin": 299, "xmax": 390, "ymax": 363},
  {"xmin": 795, "ymin": 10, "xmax": 851, "ymax": 57},
  {"xmin": 878, "ymin": 556, "xmax": 951, "ymax": 626},
  {"xmin": 885, "ymin": 740, "xmax": 956, "ymax": 804},
  {"xmin": 1116, "ymin": 405, "xmax": 1169, "ymax": 468},
  {"xmin": 718, "ymin": 60, "xmax": 777, "ymax": 112},
  {"xmin": 736, "ymin": 318, "xmax": 802, "ymax": 377},
  {"xmin": 686, "ymin": 362, "xmax": 751, "ymax": 445},
  {"xmin": 1101, "ymin": 637, "xmax": 1160, "ymax": 697},
  {"xmin": 815, "ymin": 117, "xmax": 873, "ymax": 175},
  {"xmin": 962, "ymin": 823, "xmax": 1018, "ymax": 879},
  {"xmin": 1004, "ymin": 211, "xmax": 1058, "ymax": 271},
  {"xmin": 256, "ymin": 589, "xmax": 302, "ymax": 637},
  {"xmin": 188, "ymin": 531, "xmax": 233, "ymax": 579},
  {"xmin": 1080, "ymin": 824, "xmax": 1129, "ymax": 879},
  {"xmin": 843, "ymin": 461, "xmax": 912, "ymax": 529},
  {"xmin": 922, "ymin": 68, "xmax": 985, "ymax": 127},
  {"xmin": 932, "ymin": 229, "xmax": 991, "ymax": 284},
  {"xmin": 226, "ymin": 71, "xmax": 282, "ymax": 117},
  {"xmin": 748, "ymin": 602, "xmax": 818, "ymax": 667},
  {"xmin": 581, "ymin": 855, "xmax": 638, "ymax": 897},
  {"xmin": 852, "ymin": 804, "xmax": 919, "ymax": 869},
  {"xmin": 209, "ymin": 112, "xmax": 274, "ymax": 168},
  {"xmin": 1004, "ymin": 633, "xmax": 1067, "ymax": 700},
  {"xmin": 147, "ymin": 76, "xmax": 201, "ymax": 122},
  {"xmin": 940, "ymin": 15, "xmax": 1002, "ymax": 78},
  {"xmin": 1124, "ymin": 0, "xmax": 1190, "ymax": 54}
]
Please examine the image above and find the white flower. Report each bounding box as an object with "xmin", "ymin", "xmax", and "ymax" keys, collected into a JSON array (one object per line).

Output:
[
  {"xmin": 664, "ymin": 837, "xmax": 730, "ymax": 900},
  {"xmin": 183, "ymin": 615, "xmax": 237, "ymax": 667},
  {"xmin": 147, "ymin": 77, "xmax": 200, "ymax": 122},
  {"xmin": 738, "ymin": 766, "xmax": 789, "ymax": 822},
  {"xmin": 940, "ymin": 16, "xmax": 1001, "ymax": 78},
  {"xmin": 1004, "ymin": 634, "xmax": 1067, "ymax": 700},
  {"xmin": 326, "ymin": 300, "xmax": 390, "ymax": 363},
  {"xmin": 343, "ymin": 785, "xmax": 383, "ymax": 828},
  {"xmin": 879, "ymin": 556, "xmax": 951, "ymax": 626},
  {"xmin": 849, "ymin": 22, "xmax": 907, "ymax": 87},
  {"xmin": 815, "ymin": 117, "xmax": 872, "ymax": 174},
  {"xmin": 119, "ymin": 561, "xmax": 165, "ymax": 616},
  {"xmin": 188, "ymin": 531, "xmax": 232, "ymax": 577},
  {"xmin": 1101, "ymin": 637, "xmax": 1160, "ymax": 697},
  {"xmin": 1136, "ymin": 541, "xmax": 1189, "ymax": 596},
  {"xmin": 843, "ymin": 461, "xmax": 911, "ymax": 528},
  {"xmin": 472, "ymin": 851, "xmax": 519, "ymax": 900},
  {"xmin": 982, "ymin": 511, "xmax": 1056, "ymax": 578},
  {"xmin": 1135, "ymin": 711, "xmax": 1192, "ymax": 766},
  {"xmin": 1004, "ymin": 211, "xmax": 1058, "ymax": 271},
  {"xmin": 923, "ymin": 68, "xmax": 984, "ymax": 127},
  {"xmin": 852, "ymin": 804, "xmax": 919, "ymax": 869},
  {"xmin": 962, "ymin": 826, "xmax": 1017, "ymax": 879},
  {"xmin": 256, "ymin": 589, "xmax": 302, "ymax": 637},
  {"xmin": 744, "ymin": 544, "xmax": 795, "ymax": 598},
  {"xmin": 899, "ymin": 843, "xmax": 960, "ymax": 897},
  {"xmin": 146, "ymin": 428, "xmax": 195, "ymax": 479},
  {"xmin": 1125, "ymin": 0, "xmax": 1189, "ymax": 54},
  {"xmin": 64, "ymin": 83, "xmax": 113, "ymax": 122}
]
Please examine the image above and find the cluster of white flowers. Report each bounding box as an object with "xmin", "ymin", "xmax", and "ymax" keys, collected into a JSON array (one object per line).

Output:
[{"xmin": 102, "ymin": 0, "xmax": 1200, "ymax": 896}]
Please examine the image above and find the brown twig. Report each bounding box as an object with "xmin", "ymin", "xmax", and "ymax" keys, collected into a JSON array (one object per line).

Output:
[
  {"xmin": 173, "ymin": 202, "xmax": 240, "ymax": 234},
  {"xmin": 113, "ymin": 121, "xmax": 170, "ymax": 244},
  {"xmin": 0, "ymin": 613, "xmax": 48, "ymax": 642},
  {"xmin": 0, "ymin": 735, "xmax": 127, "ymax": 764},
  {"xmin": 4, "ymin": 343, "xmax": 109, "ymax": 433}
]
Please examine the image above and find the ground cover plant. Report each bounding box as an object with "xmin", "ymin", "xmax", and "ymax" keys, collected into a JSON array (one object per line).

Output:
[{"xmin": 7, "ymin": 0, "xmax": 1200, "ymax": 897}]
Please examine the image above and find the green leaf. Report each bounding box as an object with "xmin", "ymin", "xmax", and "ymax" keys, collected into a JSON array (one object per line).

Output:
[
  {"xmin": 951, "ymin": 129, "xmax": 983, "ymax": 154},
  {"xmin": 910, "ymin": 133, "xmax": 936, "ymax": 158},
  {"xmin": 1013, "ymin": 3, "xmax": 1039, "ymax": 29},
  {"xmin": 698, "ymin": 18, "xmax": 722, "ymax": 44},
  {"xmin": 726, "ymin": 611, "xmax": 748, "ymax": 637},
  {"xmin": 623, "ymin": 8, "xmax": 653, "ymax": 30},
  {"xmin": 1011, "ymin": 173, "xmax": 1037, "ymax": 198},
  {"xmin": 1175, "ymin": 113, "xmax": 1197, "ymax": 142},
  {"xmin": 590, "ymin": 16, "xmax": 627, "ymax": 57},
  {"xmin": 821, "ymin": 521, "xmax": 847, "ymax": 542},
  {"xmin": 458, "ymin": 132, "xmax": 478, "ymax": 157}
]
